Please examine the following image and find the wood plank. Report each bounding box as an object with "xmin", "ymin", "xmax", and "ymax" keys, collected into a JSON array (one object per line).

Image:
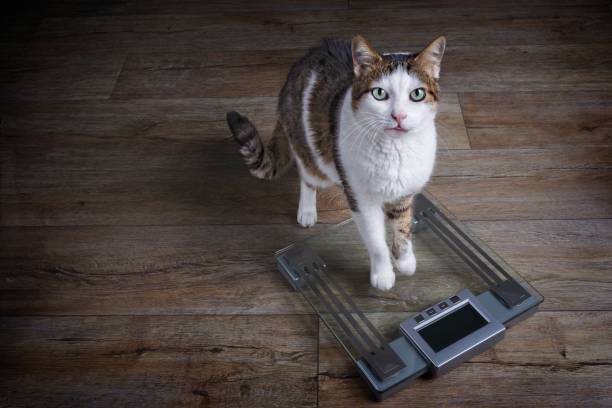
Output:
[
  {"xmin": 30, "ymin": 0, "xmax": 348, "ymax": 17},
  {"xmin": 459, "ymin": 92, "xmax": 612, "ymax": 149},
  {"xmin": 429, "ymin": 93, "xmax": 470, "ymax": 150},
  {"xmin": 349, "ymin": 0, "xmax": 608, "ymax": 7},
  {"xmin": 0, "ymin": 225, "xmax": 318, "ymax": 315},
  {"xmin": 435, "ymin": 147, "xmax": 612, "ymax": 177},
  {"xmin": 429, "ymin": 170, "xmax": 612, "ymax": 220},
  {"xmin": 440, "ymin": 43, "xmax": 612, "ymax": 92},
  {"xmin": 318, "ymin": 312, "xmax": 612, "ymax": 406},
  {"xmin": 27, "ymin": 6, "xmax": 612, "ymax": 57},
  {"xmin": 0, "ymin": 51, "xmax": 126, "ymax": 101},
  {"xmin": 0, "ymin": 315, "xmax": 317, "ymax": 407},
  {"xmin": 111, "ymin": 50, "xmax": 302, "ymax": 99},
  {"xmin": 0, "ymin": 97, "xmax": 278, "ymax": 141},
  {"xmin": 0, "ymin": 220, "xmax": 608, "ymax": 315}
]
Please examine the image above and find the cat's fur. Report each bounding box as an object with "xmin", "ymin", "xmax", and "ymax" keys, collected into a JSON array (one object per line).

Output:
[{"xmin": 227, "ymin": 35, "xmax": 445, "ymax": 290}]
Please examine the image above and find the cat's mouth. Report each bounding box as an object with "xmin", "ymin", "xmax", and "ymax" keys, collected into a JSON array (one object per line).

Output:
[{"xmin": 385, "ymin": 125, "xmax": 409, "ymax": 133}]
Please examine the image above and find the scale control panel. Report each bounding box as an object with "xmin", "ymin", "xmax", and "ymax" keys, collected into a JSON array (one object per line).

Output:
[{"xmin": 400, "ymin": 288, "xmax": 506, "ymax": 376}]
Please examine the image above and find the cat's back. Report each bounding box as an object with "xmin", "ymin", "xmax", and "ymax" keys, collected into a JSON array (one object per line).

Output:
[
  {"xmin": 306, "ymin": 38, "xmax": 354, "ymax": 79},
  {"xmin": 276, "ymin": 39, "xmax": 356, "ymax": 187},
  {"xmin": 292, "ymin": 38, "xmax": 353, "ymax": 81},
  {"xmin": 279, "ymin": 39, "xmax": 354, "ymax": 109}
]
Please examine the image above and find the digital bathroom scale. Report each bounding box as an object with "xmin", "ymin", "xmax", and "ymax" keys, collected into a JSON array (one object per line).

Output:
[{"xmin": 275, "ymin": 192, "xmax": 543, "ymax": 401}]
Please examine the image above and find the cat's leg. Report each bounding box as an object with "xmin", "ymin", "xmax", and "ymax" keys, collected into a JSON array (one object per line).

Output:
[
  {"xmin": 352, "ymin": 202, "xmax": 395, "ymax": 290},
  {"xmin": 385, "ymin": 195, "xmax": 416, "ymax": 276},
  {"xmin": 297, "ymin": 180, "xmax": 317, "ymax": 227}
]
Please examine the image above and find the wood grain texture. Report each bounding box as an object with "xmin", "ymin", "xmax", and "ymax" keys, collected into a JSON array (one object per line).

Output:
[
  {"xmin": 466, "ymin": 220, "xmax": 612, "ymax": 310},
  {"xmin": 0, "ymin": 225, "xmax": 317, "ymax": 315},
  {"xmin": 20, "ymin": 0, "xmax": 349, "ymax": 17},
  {"xmin": 460, "ymin": 92, "xmax": 612, "ymax": 149},
  {"xmin": 439, "ymin": 43, "xmax": 612, "ymax": 92},
  {"xmin": 109, "ymin": 43, "xmax": 612, "ymax": 99},
  {"xmin": 319, "ymin": 311, "xmax": 612, "ymax": 376},
  {"xmin": 0, "ymin": 95, "xmax": 463, "ymax": 226},
  {"xmin": 432, "ymin": 93, "xmax": 470, "ymax": 150},
  {"xmin": 429, "ymin": 170, "xmax": 612, "ymax": 221},
  {"xmin": 318, "ymin": 313, "xmax": 612, "ymax": 407},
  {"xmin": 3, "ymin": 93, "xmax": 464, "ymax": 145},
  {"xmin": 1, "ymin": 220, "xmax": 608, "ymax": 315},
  {"xmin": 320, "ymin": 365, "xmax": 612, "ymax": 407},
  {"xmin": 435, "ymin": 147, "xmax": 612, "ymax": 177},
  {"xmin": 1, "ymin": 97, "xmax": 278, "ymax": 141},
  {"xmin": 5, "ymin": 139, "xmax": 612, "ymax": 224},
  {"xmin": 0, "ymin": 315, "xmax": 318, "ymax": 408},
  {"xmin": 0, "ymin": 136, "xmax": 348, "ymax": 226},
  {"xmin": 0, "ymin": 51, "xmax": 126, "ymax": 101},
  {"xmin": 29, "ymin": 6, "xmax": 612, "ymax": 56},
  {"xmin": 3, "ymin": 1, "xmax": 612, "ymax": 406},
  {"xmin": 4, "ymin": 138, "xmax": 612, "ymax": 224},
  {"xmin": 111, "ymin": 50, "xmax": 302, "ymax": 99},
  {"xmin": 349, "ymin": 0, "xmax": 608, "ymax": 7}
]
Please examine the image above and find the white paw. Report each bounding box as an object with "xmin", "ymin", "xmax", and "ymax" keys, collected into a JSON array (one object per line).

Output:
[
  {"xmin": 370, "ymin": 261, "xmax": 396, "ymax": 291},
  {"xmin": 394, "ymin": 241, "xmax": 416, "ymax": 276},
  {"xmin": 395, "ymin": 250, "xmax": 416, "ymax": 276},
  {"xmin": 297, "ymin": 209, "xmax": 317, "ymax": 228}
]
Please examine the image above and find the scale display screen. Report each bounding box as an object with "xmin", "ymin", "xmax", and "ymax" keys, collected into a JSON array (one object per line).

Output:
[{"xmin": 418, "ymin": 304, "xmax": 488, "ymax": 352}]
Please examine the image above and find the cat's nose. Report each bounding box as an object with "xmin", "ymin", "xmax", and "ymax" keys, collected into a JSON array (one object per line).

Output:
[{"xmin": 391, "ymin": 112, "xmax": 407, "ymax": 124}]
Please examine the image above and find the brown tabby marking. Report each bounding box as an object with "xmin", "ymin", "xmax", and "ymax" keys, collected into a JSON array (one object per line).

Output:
[
  {"xmin": 309, "ymin": 79, "xmax": 336, "ymax": 165},
  {"xmin": 384, "ymin": 195, "xmax": 415, "ymax": 260}
]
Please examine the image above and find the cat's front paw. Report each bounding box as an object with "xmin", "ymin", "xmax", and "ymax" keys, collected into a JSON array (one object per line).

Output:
[
  {"xmin": 393, "ymin": 241, "xmax": 416, "ymax": 276},
  {"xmin": 370, "ymin": 261, "xmax": 396, "ymax": 291},
  {"xmin": 297, "ymin": 208, "xmax": 317, "ymax": 228},
  {"xmin": 395, "ymin": 250, "xmax": 416, "ymax": 276}
]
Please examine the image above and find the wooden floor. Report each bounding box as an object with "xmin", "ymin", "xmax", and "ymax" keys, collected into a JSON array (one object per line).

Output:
[{"xmin": 2, "ymin": 1, "xmax": 612, "ymax": 407}]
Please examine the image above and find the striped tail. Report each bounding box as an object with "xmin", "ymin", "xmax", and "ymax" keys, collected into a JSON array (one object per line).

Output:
[{"xmin": 226, "ymin": 111, "xmax": 292, "ymax": 180}]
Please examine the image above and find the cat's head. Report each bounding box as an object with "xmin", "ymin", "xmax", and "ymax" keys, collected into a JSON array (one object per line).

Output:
[{"xmin": 350, "ymin": 35, "xmax": 446, "ymax": 136}]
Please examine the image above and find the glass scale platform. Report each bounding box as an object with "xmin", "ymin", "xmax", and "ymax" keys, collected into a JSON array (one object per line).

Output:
[{"xmin": 275, "ymin": 192, "xmax": 543, "ymax": 401}]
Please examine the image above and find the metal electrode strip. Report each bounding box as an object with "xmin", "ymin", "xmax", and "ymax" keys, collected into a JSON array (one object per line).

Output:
[
  {"xmin": 434, "ymin": 208, "xmax": 516, "ymax": 282},
  {"xmin": 418, "ymin": 213, "xmax": 498, "ymax": 287},
  {"xmin": 301, "ymin": 267, "xmax": 369, "ymax": 356},
  {"xmin": 302, "ymin": 262, "xmax": 405, "ymax": 380},
  {"xmin": 308, "ymin": 264, "xmax": 381, "ymax": 352},
  {"xmin": 413, "ymin": 194, "xmax": 530, "ymax": 307},
  {"xmin": 318, "ymin": 264, "xmax": 388, "ymax": 345},
  {"xmin": 421, "ymin": 209, "xmax": 502, "ymax": 285},
  {"xmin": 278, "ymin": 244, "xmax": 404, "ymax": 380}
]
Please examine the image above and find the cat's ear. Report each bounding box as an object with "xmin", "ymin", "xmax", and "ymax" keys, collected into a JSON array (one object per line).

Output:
[
  {"xmin": 351, "ymin": 35, "xmax": 381, "ymax": 78},
  {"xmin": 415, "ymin": 36, "xmax": 446, "ymax": 79}
]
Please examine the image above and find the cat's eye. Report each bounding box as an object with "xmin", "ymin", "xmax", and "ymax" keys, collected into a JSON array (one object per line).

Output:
[
  {"xmin": 371, "ymin": 87, "xmax": 389, "ymax": 101},
  {"xmin": 409, "ymin": 88, "xmax": 426, "ymax": 102}
]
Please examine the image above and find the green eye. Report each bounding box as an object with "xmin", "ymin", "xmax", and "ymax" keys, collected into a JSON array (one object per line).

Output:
[
  {"xmin": 371, "ymin": 87, "xmax": 389, "ymax": 101},
  {"xmin": 409, "ymin": 88, "xmax": 426, "ymax": 102}
]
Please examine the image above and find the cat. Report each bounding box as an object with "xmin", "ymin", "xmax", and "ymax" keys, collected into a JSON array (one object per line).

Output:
[{"xmin": 226, "ymin": 35, "xmax": 445, "ymax": 290}]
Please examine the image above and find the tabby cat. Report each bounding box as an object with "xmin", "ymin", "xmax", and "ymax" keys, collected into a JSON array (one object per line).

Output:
[{"xmin": 226, "ymin": 35, "xmax": 445, "ymax": 290}]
